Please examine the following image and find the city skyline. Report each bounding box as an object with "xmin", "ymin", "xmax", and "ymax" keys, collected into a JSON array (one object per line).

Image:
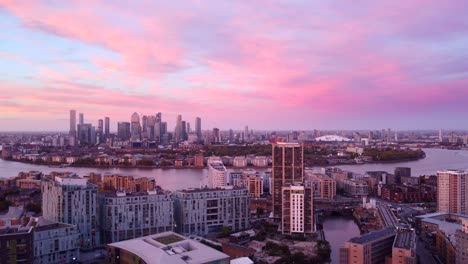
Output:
[{"xmin": 1, "ymin": 1, "xmax": 468, "ymax": 131}]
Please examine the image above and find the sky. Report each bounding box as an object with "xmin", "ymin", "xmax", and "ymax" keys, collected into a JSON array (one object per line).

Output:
[{"xmin": 0, "ymin": 0, "xmax": 468, "ymax": 131}]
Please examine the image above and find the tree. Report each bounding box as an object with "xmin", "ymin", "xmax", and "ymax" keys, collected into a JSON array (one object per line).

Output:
[
  {"xmin": 256, "ymin": 207, "xmax": 264, "ymax": 217},
  {"xmin": 220, "ymin": 226, "xmax": 231, "ymax": 238}
]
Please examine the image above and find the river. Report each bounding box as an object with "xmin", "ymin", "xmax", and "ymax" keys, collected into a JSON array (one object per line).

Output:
[
  {"xmin": 337, "ymin": 148, "xmax": 468, "ymax": 176},
  {"xmin": 1, "ymin": 148, "xmax": 467, "ymax": 190},
  {"xmin": 323, "ymin": 216, "xmax": 360, "ymax": 264}
]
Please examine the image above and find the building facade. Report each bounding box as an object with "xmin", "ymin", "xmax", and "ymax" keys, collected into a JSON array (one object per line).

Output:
[
  {"xmin": 340, "ymin": 228, "xmax": 396, "ymax": 264},
  {"xmin": 99, "ymin": 191, "xmax": 174, "ymax": 244},
  {"xmin": 437, "ymin": 170, "xmax": 468, "ymax": 214},
  {"xmin": 33, "ymin": 218, "xmax": 80, "ymax": 264},
  {"xmin": 281, "ymin": 182, "xmax": 314, "ymax": 235},
  {"xmin": 42, "ymin": 176, "xmax": 100, "ymax": 249},
  {"xmin": 271, "ymin": 142, "xmax": 314, "ymax": 235},
  {"xmin": 173, "ymin": 187, "xmax": 250, "ymax": 236},
  {"xmin": 207, "ymin": 157, "xmax": 227, "ymax": 188}
]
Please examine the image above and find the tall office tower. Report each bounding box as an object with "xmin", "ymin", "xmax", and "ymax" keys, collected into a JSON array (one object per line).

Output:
[
  {"xmin": 69, "ymin": 110, "xmax": 76, "ymax": 134},
  {"xmin": 173, "ymin": 187, "xmax": 250, "ymax": 236},
  {"xmin": 154, "ymin": 112, "xmax": 162, "ymax": 139},
  {"xmin": 117, "ymin": 122, "xmax": 131, "ymax": 140},
  {"xmin": 439, "ymin": 128, "xmax": 443, "ymax": 142},
  {"xmin": 207, "ymin": 157, "xmax": 227, "ymax": 188},
  {"xmin": 244, "ymin": 126, "xmax": 249, "ymax": 142},
  {"xmin": 394, "ymin": 167, "xmax": 411, "ymax": 184},
  {"xmin": 456, "ymin": 218, "xmax": 468, "ymax": 264},
  {"xmin": 99, "ymin": 190, "xmax": 174, "ymax": 244},
  {"xmin": 142, "ymin": 115, "xmax": 148, "ymax": 133},
  {"xmin": 174, "ymin": 115, "xmax": 182, "ymax": 143},
  {"xmin": 146, "ymin": 115, "xmax": 155, "ymax": 139},
  {"xmin": 229, "ymin": 129, "xmax": 234, "ymax": 142},
  {"xmin": 77, "ymin": 123, "xmax": 93, "ymax": 145},
  {"xmin": 181, "ymin": 120, "xmax": 187, "ymax": 141},
  {"xmin": 105, "ymin": 117, "xmax": 110, "ymax": 137},
  {"xmin": 130, "ymin": 112, "xmax": 141, "ymax": 141},
  {"xmin": 97, "ymin": 119, "xmax": 104, "ymax": 144},
  {"xmin": 272, "ymin": 143, "xmax": 313, "ymax": 235},
  {"xmin": 340, "ymin": 228, "xmax": 396, "ymax": 264},
  {"xmin": 195, "ymin": 117, "xmax": 202, "ymax": 142},
  {"xmin": 437, "ymin": 170, "xmax": 468, "ymax": 214},
  {"xmin": 79, "ymin": 113, "xmax": 84, "ymax": 125},
  {"xmin": 69, "ymin": 110, "xmax": 77, "ymax": 146},
  {"xmin": 161, "ymin": 122, "xmax": 167, "ymax": 135},
  {"xmin": 187, "ymin": 122, "xmax": 191, "ymax": 134},
  {"xmin": 98, "ymin": 119, "xmax": 103, "ymax": 133},
  {"xmin": 42, "ymin": 175, "xmax": 100, "ymax": 249},
  {"xmin": 212, "ymin": 128, "xmax": 220, "ymax": 143}
]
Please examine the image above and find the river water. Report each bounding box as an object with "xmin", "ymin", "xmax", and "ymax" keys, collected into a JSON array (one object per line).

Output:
[
  {"xmin": 1, "ymin": 148, "xmax": 467, "ymax": 190},
  {"xmin": 337, "ymin": 148, "xmax": 468, "ymax": 176},
  {"xmin": 323, "ymin": 216, "xmax": 360, "ymax": 264}
]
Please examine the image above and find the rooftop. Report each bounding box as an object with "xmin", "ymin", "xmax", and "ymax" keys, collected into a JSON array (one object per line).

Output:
[
  {"xmin": 0, "ymin": 206, "xmax": 24, "ymax": 221},
  {"xmin": 315, "ymin": 135, "xmax": 351, "ymax": 142},
  {"xmin": 393, "ymin": 230, "xmax": 416, "ymax": 250},
  {"xmin": 176, "ymin": 186, "xmax": 245, "ymax": 194},
  {"xmin": 348, "ymin": 228, "xmax": 396, "ymax": 244},
  {"xmin": 108, "ymin": 231, "xmax": 229, "ymax": 264}
]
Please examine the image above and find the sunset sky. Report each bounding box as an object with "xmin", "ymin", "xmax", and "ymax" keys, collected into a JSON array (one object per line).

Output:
[{"xmin": 1, "ymin": 1, "xmax": 468, "ymax": 131}]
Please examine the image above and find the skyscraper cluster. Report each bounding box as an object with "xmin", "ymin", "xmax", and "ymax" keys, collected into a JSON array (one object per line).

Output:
[
  {"xmin": 68, "ymin": 110, "xmax": 110, "ymax": 146},
  {"xmin": 68, "ymin": 110, "xmax": 206, "ymax": 146},
  {"xmin": 173, "ymin": 114, "xmax": 202, "ymax": 143}
]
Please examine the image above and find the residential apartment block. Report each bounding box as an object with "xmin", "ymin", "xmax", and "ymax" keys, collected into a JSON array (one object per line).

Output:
[{"xmin": 173, "ymin": 187, "xmax": 250, "ymax": 236}]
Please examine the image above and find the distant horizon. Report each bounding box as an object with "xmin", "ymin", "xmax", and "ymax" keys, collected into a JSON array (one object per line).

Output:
[
  {"xmin": 1, "ymin": 1, "xmax": 468, "ymax": 131},
  {"xmin": 1, "ymin": 128, "xmax": 468, "ymax": 134}
]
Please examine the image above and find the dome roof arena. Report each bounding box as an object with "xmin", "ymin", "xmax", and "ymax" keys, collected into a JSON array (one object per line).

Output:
[{"xmin": 315, "ymin": 135, "xmax": 352, "ymax": 142}]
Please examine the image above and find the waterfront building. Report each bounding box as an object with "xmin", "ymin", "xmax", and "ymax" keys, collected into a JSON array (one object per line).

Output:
[
  {"xmin": 107, "ymin": 231, "xmax": 230, "ymax": 264},
  {"xmin": 309, "ymin": 173, "xmax": 336, "ymax": 201},
  {"xmin": 41, "ymin": 175, "xmax": 100, "ymax": 249},
  {"xmin": 207, "ymin": 157, "xmax": 227, "ymax": 188},
  {"xmin": 252, "ymin": 156, "xmax": 268, "ymax": 167},
  {"xmin": 437, "ymin": 170, "xmax": 468, "ymax": 214},
  {"xmin": 99, "ymin": 190, "xmax": 173, "ymax": 244},
  {"xmin": 233, "ymin": 156, "xmax": 247, "ymax": 167},
  {"xmin": 272, "ymin": 142, "xmax": 314, "ymax": 236},
  {"xmin": 281, "ymin": 182, "xmax": 314, "ymax": 235},
  {"xmin": 340, "ymin": 227, "xmax": 396, "ymax": 264},
  {"xmin": 173, "ymin": 187, "xmax": 250, "ymax": 236},
  {"xmin": 246, "ymin": 176, "xmax": 263, "ymax": 198},
  {"xmin": 343, "ymin": 179, "xmax": 369, "ymax": 197},
  {"xmin": 394, "ymin": 167, "xmax": 411, "ymax": 184},
  {"xmin": 33, "ymin": 217, "xmax": 80, "ymax": 264},
  {"xmin": 194, "ymin": 154, "xmax": 204, "ymax": 167},
  {"xmin": 99, "ymin": 174, "xmax": 155, "ymax": 193}
]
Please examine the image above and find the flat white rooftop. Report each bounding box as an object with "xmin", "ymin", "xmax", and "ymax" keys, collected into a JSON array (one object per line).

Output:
[{"xmin": 108, "ymin": 232, "xmax": 229, "ymax": 264}]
